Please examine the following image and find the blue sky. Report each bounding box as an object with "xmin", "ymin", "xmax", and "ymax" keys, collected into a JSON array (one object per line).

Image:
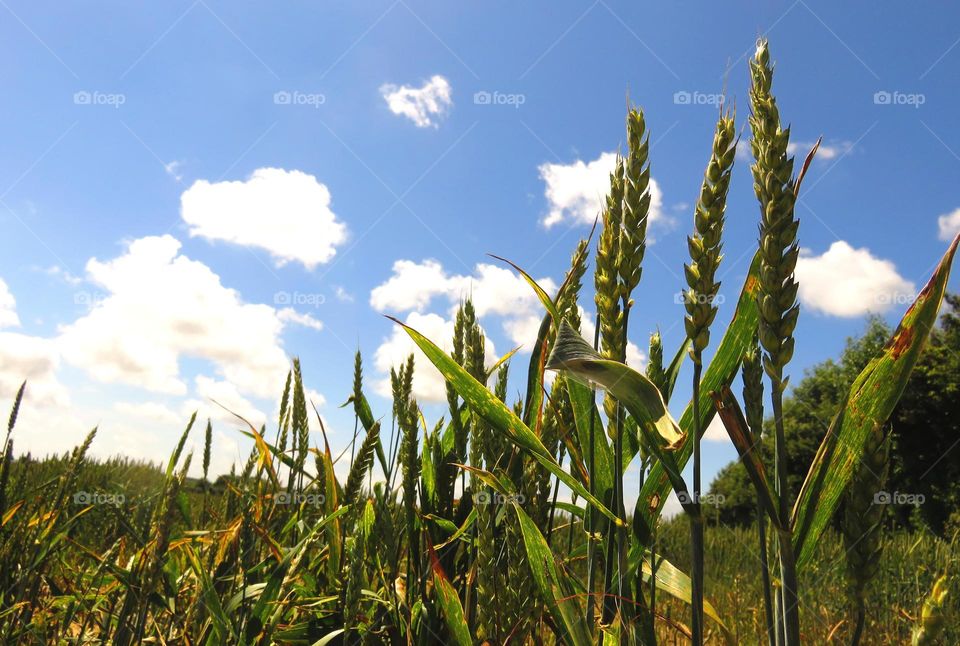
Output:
[{"xmin": 1, "ymin": 1, "xmax": 959, "ymax": 505}]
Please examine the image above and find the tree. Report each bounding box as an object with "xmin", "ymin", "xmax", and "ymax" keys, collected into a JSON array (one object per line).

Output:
[{"xmin": 710, "ymin": 295, "xmax": 960, "ymax": 534}]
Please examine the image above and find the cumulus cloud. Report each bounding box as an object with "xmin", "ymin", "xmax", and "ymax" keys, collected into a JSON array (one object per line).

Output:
[
  {"xmin": 380, "ymin": 75, "xmax": 452, "ymax": 128},
  {"xmin": 113, "ymin": 401, "xmax": 182, "ymax": 426},
  {"xmin": 937, "ymin": 207, "xmax": 960, "ymax": 241},
  {"xmin": 538, "ymin": 151, "xmax": 664, "ymax": 228},
  {"xmin": 0, "ymin": 279, "xmax": 19, "ymax": 329},
  {"xmin": 795, "ymin": 241, "xmax": 916, "ymax": 317},
  {"xmin": 185, "ymin": 375, "xmax": 267, "ymax": 429},
  {"xmin": 181, "ymin": 168, "xmax": 347, "ymax": 269},
  {"xmin": 0, "ymin": 333, "xmax": 67, "ymax": 406},
  {"xmin": 371, "ymin": 260, "xmax": 557, "ymax": 321},
  {"xmin": 57, "ymin": 235, "xmax": 302, "ymax": 398},
  {"xmin": 369, "ymin": 259, "xmax": 646, "ymax": 400},
  {"xmin": 374, "ymin": 311, "xmax": 496, "ymax": 402},
  {"xmin": 371, "ymin": 259, "xmax": 557, "ymax": 402}
]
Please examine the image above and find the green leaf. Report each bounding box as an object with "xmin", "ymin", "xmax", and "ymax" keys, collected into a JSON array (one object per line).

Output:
[
  {"xmin": 427, "ymin": 543, "xmax": 472, "ymax": 646},
  {"xmin": 637, "ymin": 251, "xmax": 762, "ymax": 531},
  {"xmin": 185, "ymin": 544, "xmax": 236, "ymax": 643},
  {"xmin": 792, "ymin": 234, "xmax": 960, "ymax": 569},
  {"xmin": 633, "ymin": 549, "xmax": 735, "ymax": 645},
  {"xmin": 664, "ymin": 338, "xmax": 690, "ymax": 402},
  {"xmin": 547, "ymin": 325, "xmax": 692, "ymax": 508},
  {"xmin": 390, "ymin": 317, "xmax": 622, "ymax": 526},
  {"xmin": 566, "ymin": 379, "xmax": 614, "ymax": 505},
  {"xmin": 547, "ymin": 325, "xmax": 683, "ymax": 449},
  {"xmin": 710, "ymin": 387, "xmax": 782, "ymax": 529},
  {"xmin": 512, "ymin": 502, "xmax": 593, "ymax": 646}
]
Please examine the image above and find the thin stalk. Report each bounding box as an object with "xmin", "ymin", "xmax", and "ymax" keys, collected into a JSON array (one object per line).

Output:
[
  {"xmin": 851, "ymin": 603, "xmax": 865, "ymax": 646},
  {"xmin": 690, "ymin": 360, "xmax": 705, "ymax": 646},
  {"xmin": 772, "ymin": 392, "xmax": 801, "ymax": 644},
  {"xmin": 757, "ymin": 506, "xmax": 776, "ymax": 646},
  {"xmin": 585, "ymin": 318, "xmax": 601, "ymax": 632}
]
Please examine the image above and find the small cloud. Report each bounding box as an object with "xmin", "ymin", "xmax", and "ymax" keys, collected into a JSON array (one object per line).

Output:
[
  {"xmin": 795, "ymin": 241, "xmax": 916, "ymax": 317},
  {"xmin": 737, "ymin": 139, "xmax": 853, "ymax": 162},
  {"xmin": 538, "ymin": 151, "xmax": 664, "ymax": 229},
  {"xmin": 787, "ymin": 140, "xmax": 854, "ymax": 161},
  {"xmin": 0, "ymin": 279, "xmax": 20, "ymax": 329},
  {"xmin": 45, "ymin": 265, "xmax": 83, "ymax": 286},
  {"xmin": 180, "ymin": 167, "xmax": 347, "ymax": 269},
  {"xmin": 164, "ymin": 160, "xmax": 184, "ymax": 182},
  {"xmin": 380, "ymin": 75, "xmax": 452, "ymax": 128},
  {"xmin": 277, "ymin": 307, "xmax": 324, "ymax": 331},
  {"xmin": 333, "ymin": 286, "xmax": 354, "ymax": 303},
  {"xmin": 937, "ymin": 207, "xmax": 960, "ymax": 241}
]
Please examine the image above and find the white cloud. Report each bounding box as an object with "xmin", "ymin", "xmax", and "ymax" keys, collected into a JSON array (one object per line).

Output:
[
  {"xmin": 0, "ymin": 333, "xmax": 67, "ymax": 407},
  {"xmin": 370, "ymin": 259, "xmax": 557, "ymax": 321},
  {"xmin": 164, "ymin": 160, "xmax": 184, "ymax": 182},
  {"xmin": 787, "ymin": 140, "xmax": 853, "ymax": 160},
  {"xmin": 371, "ymin": 257, "xmax": 557, "ymax": 349},
  {"xmin": 737, "ymin": 139, "xmax": 853, "ymax": 163},
  {"xmin": 375, "ymin": 311, "xmax": 497, "ymax": 403},
  {"xmin": 181, "ymin": 168, "xmax": 347, "ymax": 269},
  {"xmin": 538, "ymin": 151, "xmax": 664, "ymax": 228},
  {"xmin": 578, "ymin": 308, "xmax": 645, "ymax": 369},
  {"xmin": 937, "ymin": 207, "xmax": 960, "ymax": 241},
  {"xmin": 0, "ymin": 279, "xmax": 19, "ymax": 329},
  {"xmin": 795, "ymin": 241, "xmax": 916, "ymax": 317},
  {"xmin": 333, "ymin": 286, "xmax": 354, "ymax": 303},
  {"xmin": 57, "ymin": 235, "xmax": 293, "ymax": 398},
  {"xmin": 703, "ymin": 414, "xmax": 730, "ymax": 442},
  {"xmin": 185, "ymin": 375, "xmax": 267, "ymax": 429},
  {"xmin": 277, "ymin": 307, "xmax": 324, "ymax": 331},
  {"xmin": 114, "ymin": 401, "xmax": 181, "ymax": 426},
  {"xmin": 380, "ymin": 75, "xmax": 452, "ymax": 128}
]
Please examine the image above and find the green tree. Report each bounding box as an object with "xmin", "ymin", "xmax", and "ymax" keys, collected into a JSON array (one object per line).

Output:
[{"xmin": 710, "ymin": 295, "xmax": 960, "ymax": 533}]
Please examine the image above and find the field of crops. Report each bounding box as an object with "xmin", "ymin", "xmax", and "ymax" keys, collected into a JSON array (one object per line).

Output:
[{"xmin": 1, "ymin": 39, "xmax": 957, "ymax": 645}]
